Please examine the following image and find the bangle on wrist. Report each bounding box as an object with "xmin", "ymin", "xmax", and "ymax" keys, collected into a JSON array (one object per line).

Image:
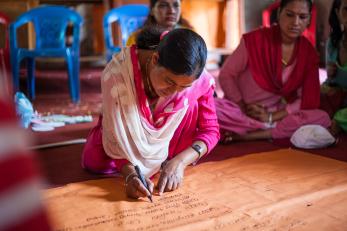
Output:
[
  {"xmin": 191, "ymin": 144, "xmax": 203, "ymax": 166},
  {"xmin": 125, "ymin": 172, "xmax": 137, "ymax": 186},
  {"xmin": 191, "ymin": 144, "xmax": 203, "ymax": 162},
  {"xmin": 268, "ymin": 112, "xmax": 273, "ymax": 124}
]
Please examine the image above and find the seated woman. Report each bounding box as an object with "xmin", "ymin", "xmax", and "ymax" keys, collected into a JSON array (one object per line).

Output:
[
  {"xmin": 215, "ymin": 0, "xmax": 331, "ymax": 143},
  {"xmin": 82, "ymin": 28, "xmax": 219, "ymax": 199},
  {"xmin": 126, "ymin": 0, "xmax": 192, "ymax": 46},
  {"xmin": 321, "ymin": 0, "xmax": 347, "ymax": 132}
]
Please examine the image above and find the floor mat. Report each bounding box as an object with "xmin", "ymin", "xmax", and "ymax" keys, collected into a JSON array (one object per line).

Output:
[{"xmin": 43, "ymin": 149, "xmax": 347, "ymax": 230}]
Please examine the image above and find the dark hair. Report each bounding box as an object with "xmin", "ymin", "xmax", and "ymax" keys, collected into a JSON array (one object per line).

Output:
[
  {"xmin": 329, "ymin": 0, "xmax": 342, "ymax": 48},
  {"xmin": 279, "ymin": 0, "xmax": 313, "ymax": 12},
  {"xmin": 136, "ymin": 26, "xmax": 165, "ymax": 50},
  {"xmin": 136, "ymin": 27, "xmax": 207, "ymax": 78},
  {"xmin": 144, "ymin": 0, "xmax": 192, "ymax": 29},
  {"xmin": 269, "ymin": 1, "xmax": 313, "ymax": 26}
]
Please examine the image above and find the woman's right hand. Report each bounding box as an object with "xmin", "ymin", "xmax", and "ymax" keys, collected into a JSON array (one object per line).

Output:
[
  {"xmin": 245, "ymin": 104, "xmax": 268, "ymax": 122},
  {"xmin": 125, "ymin": 174, "xmax": 154, "ymax": 199},
  {"xmin": 327, "ymin": 62, "xmax": 337, "ymax": 79}
]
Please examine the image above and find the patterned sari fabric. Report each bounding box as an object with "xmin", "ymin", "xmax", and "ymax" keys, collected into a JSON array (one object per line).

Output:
[{"xmin": 82, "ymin": 46, "xmax": 219, "ymax": 177}]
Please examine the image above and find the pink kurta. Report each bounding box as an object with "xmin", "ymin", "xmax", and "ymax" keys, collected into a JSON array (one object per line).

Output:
[
  {"xmin": 216, "ymin": 38, "xmax": 330, "ymax": 139},
  {"xmin": 82, "ymin": 47, "xmax": 220, "ymax": 174}
]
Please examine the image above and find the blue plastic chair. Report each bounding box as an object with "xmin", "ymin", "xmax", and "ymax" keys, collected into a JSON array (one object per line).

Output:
[
  {"xmin": 103, "ymin": 4, "xmax": 149, "ymax": 61},
  {"xmin": 9, "ymin": 5, "xmax": 83, "ymax": 103}
]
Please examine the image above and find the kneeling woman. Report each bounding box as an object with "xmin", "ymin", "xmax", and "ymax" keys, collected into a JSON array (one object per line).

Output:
[{"xmin": 82, "ymin": 28, "xmax": 220, "ymax": 199}]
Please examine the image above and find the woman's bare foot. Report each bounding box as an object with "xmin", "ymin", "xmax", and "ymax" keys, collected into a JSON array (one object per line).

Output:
[
  {"xmin": 220, "ymin": 131, "xmax": 240, "ymax": 144},
  {"xmin": 220, "ymin": 129, "xmax": 273, "ymax": 144}
]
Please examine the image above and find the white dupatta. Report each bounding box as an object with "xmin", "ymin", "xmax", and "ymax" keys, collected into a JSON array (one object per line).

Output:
[{"xmin": 101, "ymin": 48, "xmax": 188, "ymax": 177}]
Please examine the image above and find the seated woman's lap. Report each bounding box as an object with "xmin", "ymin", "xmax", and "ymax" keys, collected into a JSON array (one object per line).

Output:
[
  {"xmin": 215, "ymin": 98, "xmax": 266, "ymax": 135},
  {"xmin": 215, "ymin": 98, "xmax": 331, "ymax": 139},
  {"xmin": 271, "ymin": 109, "xmax": 331, "ymax": 139}
]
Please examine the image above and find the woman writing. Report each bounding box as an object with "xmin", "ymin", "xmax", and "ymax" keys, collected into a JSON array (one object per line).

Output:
[
  {"xmin": 126, "ymin": 0, "xmax": 191, "ymax": 46},
  {"xmin": 215, "ymin": 0, "xmax": 331, "ymax": 142},
  {"xmin": 82, "ymin": 28, "xmax": 219, "ymax": 199}
]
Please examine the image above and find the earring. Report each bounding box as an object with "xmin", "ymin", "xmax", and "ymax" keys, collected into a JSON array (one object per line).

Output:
[{"xmin": 341, "ymin": 23, "xmax": 345, "ymax": 32}]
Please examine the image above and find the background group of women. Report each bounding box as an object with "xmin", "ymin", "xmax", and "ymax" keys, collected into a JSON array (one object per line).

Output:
[{"xmin": 81, "ymin": 0, "xmax": 347, "ymax": 200}]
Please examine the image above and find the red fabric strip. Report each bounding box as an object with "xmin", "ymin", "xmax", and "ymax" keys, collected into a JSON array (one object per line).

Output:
[
  {"xmin": 0, "ymin": 100, "xmax": 17, "ymax": 123},
  {"xmin": 0, "ymin": 153, "xmax": 39, "ymax": 192},
  {"xmin": 5, "ymin": 209, "xmax": 51, "ymax": 231}
]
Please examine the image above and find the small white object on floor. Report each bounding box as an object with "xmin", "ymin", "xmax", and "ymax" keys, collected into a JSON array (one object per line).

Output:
[
  {"xmin": 31, "ymin": 119, "xmax": 65, "ymax": 132},
  {"xmin": 31, "ymin": 124, "xmax": 55, "ymax": 132},
  {"xmin": 30, "ymin": 115, "xmax": 93, "ymax": 132},
  {"xmin": 290, "ymin": 125, "xmax": 336, "ymax": 149},
  {"xmin": 31, "ymin": 119, "xmax": 65, "ymax": 127},
  {"xmin": 40, "ymin": 114, "xmax": 93, "ymax": 124}
]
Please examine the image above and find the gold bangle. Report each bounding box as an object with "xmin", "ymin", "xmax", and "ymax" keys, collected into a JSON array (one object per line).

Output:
[{"xmin": 124, "ymin": 172, "xmax": 138, "ymax": 186}]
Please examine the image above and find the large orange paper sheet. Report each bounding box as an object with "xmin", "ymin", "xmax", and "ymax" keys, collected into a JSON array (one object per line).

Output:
[{"xmin": 43, "ymin": 149, "xmax": 347, "ymax": 230}]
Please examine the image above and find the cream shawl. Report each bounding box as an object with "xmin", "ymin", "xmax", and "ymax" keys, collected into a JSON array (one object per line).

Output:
[{"xmin": 101, "ymin": 47, "xmax": 189, "ymax": 177}]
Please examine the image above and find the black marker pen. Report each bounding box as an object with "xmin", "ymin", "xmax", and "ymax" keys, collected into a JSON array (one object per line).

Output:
[{"xmin": 135, "ymin": 165, "xmax": 153, "ymax": 203}]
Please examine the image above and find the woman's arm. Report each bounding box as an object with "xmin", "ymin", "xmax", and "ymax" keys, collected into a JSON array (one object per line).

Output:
[
  {"xmin": 219, "ymin": 38, "xmax": 248, "ymax": 102},
  {"xmin": 192, "ymin": 85, "xmax": 220, "ymax": 152},
  {"xmin": 157, "ymin": 86, "xmax": 220, "ymax": 194},
  {"xmin": 157, "ymin": 140, "xmax": 207, "ymax": 195}
]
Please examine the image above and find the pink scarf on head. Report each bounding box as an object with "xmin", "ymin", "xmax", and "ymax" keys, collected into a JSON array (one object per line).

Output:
[{"xmin": 243, "ymin": 25, "xmax": 320, "ymax": 109}]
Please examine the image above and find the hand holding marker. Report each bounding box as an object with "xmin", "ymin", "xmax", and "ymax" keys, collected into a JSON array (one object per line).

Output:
[{"xmin": 135, "ymin": 165, "xmax": 153, "ymax": 202}]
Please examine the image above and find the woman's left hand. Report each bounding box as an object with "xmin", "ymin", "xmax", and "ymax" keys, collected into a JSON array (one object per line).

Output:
[
  {"xmin": 246, "ymin": 104, "xmax": 268, "ymax": 122},
  {"xmin": 157, "ymin": 159, "xmax": 185, "ymax": 195}
]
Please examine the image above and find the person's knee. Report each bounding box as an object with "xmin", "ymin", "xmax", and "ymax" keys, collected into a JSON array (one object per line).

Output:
[{"xmin": 81, "ymin": 147, "xmax": 114, "ymax": 173}]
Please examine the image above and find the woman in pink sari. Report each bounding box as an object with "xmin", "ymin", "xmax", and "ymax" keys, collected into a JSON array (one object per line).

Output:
[
  {"xmin": 82, "ymin": 28, "xmax": 219, "ymax": 199},
  {"xmin": 216, "ymin": 0, "xmax": 331, "ymax": 142}
]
